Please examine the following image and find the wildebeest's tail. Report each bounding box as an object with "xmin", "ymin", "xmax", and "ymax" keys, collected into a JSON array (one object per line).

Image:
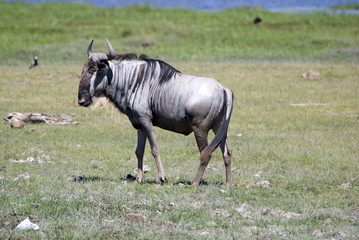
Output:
[{"xmin": 200, "ymin": 89, "xmax": 233, "ymax": 160}]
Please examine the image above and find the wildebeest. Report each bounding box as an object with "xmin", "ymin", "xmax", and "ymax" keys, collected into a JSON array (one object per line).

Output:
[{"xmin": 78, "ymin": 39, "xmax": 234, "ymax": 186}]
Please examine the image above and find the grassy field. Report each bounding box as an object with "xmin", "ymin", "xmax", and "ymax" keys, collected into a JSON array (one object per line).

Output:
[
  {"xmin": 0, "ymin": 2, "xmax": 359, "ymax": 65},
  {"xmin": 0, "ymin": 2, "xmax": 359, "ymax": 239},
  {"xmin": 1, "ymin": 62, "xmax": 358, "ymax": 239},
  {"xmin": 330, "ymin": 3, "xmax": 359, "ymax": 10}
]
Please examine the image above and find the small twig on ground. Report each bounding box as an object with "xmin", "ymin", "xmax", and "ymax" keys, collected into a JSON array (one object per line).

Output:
[{"xmin": 289, "ymin": 103, "xmax": 329, "ymax": 107}]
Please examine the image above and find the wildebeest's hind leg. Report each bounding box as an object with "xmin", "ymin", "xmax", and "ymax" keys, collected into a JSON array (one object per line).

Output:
[
  {"xmin": 220, "ymin": 140, "xmax": 232, "ymax": 187},
  {"xmin": 193, "ymin": 128, "xmax": 211, "ymax": 186},
  {"xmin": 139, "ymin": 118, "xmax": 167, "ymax": 184},
  {"xmin": 135, "ymin": 130, "xmax": 147, "ymax": 183},
  {"xmin": 212, "ymin": 123, "xmax": 232, "ymax": 187}
]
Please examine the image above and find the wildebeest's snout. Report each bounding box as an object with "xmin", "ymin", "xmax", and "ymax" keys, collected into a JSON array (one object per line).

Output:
[
  {"xmin": 78, "ymin": 92, "xmax": 91, "ymax": 107},
  {"xmin": 78, "ymin": 70, "xmax": 92, "ymax": 107}
]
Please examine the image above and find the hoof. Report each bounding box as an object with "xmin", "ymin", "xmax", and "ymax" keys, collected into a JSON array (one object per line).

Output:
[
  {"xmin": 156, "ymin": 176, "xmax": 168, "ymax": 184},
  {"xmin": 136, "ymin": 177, "xmax": 144, "ymax": 183}
]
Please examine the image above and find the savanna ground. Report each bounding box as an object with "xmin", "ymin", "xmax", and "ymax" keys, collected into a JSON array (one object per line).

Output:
[{"xmin": 0, "ymin": 2, "xmax": 358, "ymax": 239}]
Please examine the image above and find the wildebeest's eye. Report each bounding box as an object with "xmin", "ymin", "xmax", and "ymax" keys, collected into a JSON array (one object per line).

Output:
[{"xmin": 97, "ymin": 61, "xmax": 107, "ymax": 69}]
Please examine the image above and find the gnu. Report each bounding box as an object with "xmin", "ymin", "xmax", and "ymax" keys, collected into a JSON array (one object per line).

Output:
[{"xmin": 78, "ymin": 39, "xmax": 234, "ymax": 186}]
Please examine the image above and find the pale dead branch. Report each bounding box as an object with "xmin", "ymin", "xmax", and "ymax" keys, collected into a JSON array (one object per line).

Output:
[
  {"xmin": 3, "ymin": 112, "xmax": 79, "ymax": 128},
  {"xmin": 289, "ymin": 103, "xmax": 329, "ymax": 107}
]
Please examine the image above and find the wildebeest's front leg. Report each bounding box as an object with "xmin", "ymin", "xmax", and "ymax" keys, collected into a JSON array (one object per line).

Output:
[
  {"xmin": 139, "ymin": 118, "xmax": 167, "ymax": 184},
  {"xmin": 135, "ymin": 130, "xmax": 147, "ymax": 183}
]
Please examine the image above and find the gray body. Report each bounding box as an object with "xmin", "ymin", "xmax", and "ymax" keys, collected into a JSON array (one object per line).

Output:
[{"xmin": 78, "ymin": 40, "xmax": 233, "ymax": 186}]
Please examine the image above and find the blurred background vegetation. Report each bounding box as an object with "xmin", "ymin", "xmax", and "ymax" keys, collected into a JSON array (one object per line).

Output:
[{"xmin": 0, "ymin": 2, "xmax": 358, "ymax": 65}]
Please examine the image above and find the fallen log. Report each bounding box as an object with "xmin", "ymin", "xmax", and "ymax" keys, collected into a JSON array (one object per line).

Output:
[{"xmin": 3, "ymin": 112, "xmax": 79, "ymax": 128}]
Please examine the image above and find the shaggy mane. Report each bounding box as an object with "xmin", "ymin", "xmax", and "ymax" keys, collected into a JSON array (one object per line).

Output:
[{"xmin": 113, "ymin": 53, "xmax": 181, "ymax": 84}]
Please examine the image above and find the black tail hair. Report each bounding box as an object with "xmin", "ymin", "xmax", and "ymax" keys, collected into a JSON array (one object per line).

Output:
[{"xmin": 200, "ymin": 90, "xmax": 233, "ymax": 160}]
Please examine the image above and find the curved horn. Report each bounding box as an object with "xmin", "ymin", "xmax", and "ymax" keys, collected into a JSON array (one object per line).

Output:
[
  {"xmin": 106, "ymin": 39, "xmax": 115, "ymax": 57},
  {"xmin": 87, "ymin": 39, "xmax": 94, "ymax": 57}
]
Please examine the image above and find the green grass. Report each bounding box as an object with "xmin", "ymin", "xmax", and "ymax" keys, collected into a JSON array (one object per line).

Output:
[
  {"xmin": 0, "ymin": 62, "xmax": 358, "ymax": 239},
  {"xmin": 0, "ymin": 2, "xmax": 359, "ymax": 65},
  {"xmin": 330, "ymin": 3, "xmax": 359, "ymax": 10},
  {"xmin": 0, "ymin": 2, "xmax": 358, "ymax": 239}
]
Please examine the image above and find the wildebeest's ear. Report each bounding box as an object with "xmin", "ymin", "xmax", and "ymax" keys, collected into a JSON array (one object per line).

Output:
[{"xmin": 97, "ymin": 61, "xmax": 107, "ymax": 69}]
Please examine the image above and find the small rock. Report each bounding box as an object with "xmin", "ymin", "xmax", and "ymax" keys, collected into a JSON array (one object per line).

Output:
[
  {"xmin": 246, "ymin": 180, "xmax": 272, "ymax": 189},
  {"xmin": 301, "ymin": 69, "xmax": 322, "ymax": 80},
  {"xmin": 339, "ymin": 182, "xmax": 351, "ymax": 189},
  {"xmin": 338, "ymin": 178, "xmax": 354, "ymax": 189},
  {"xmin": 10, "ymin": 152, "xmax": 53, "ymax": 164},
  {"xmin": 257, "ymin": 180, "xmax": 272, "ymax": 188},
  {"xmin": 15, "ymin": 217, "xmax": 39, "ymax": 231},
  {"xmin": 178, "ymin": 183, "xmax": 185, "ymax": 188}
]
